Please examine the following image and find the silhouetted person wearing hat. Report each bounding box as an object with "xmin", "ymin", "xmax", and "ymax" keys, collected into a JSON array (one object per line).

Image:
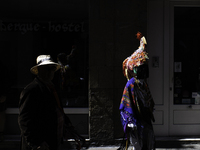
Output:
[{"xmin": 18, "ymin": 55, "xmax": 64, "ymax": 150}]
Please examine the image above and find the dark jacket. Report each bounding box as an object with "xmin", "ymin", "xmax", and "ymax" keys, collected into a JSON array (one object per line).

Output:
[{"xmin": 18, "ymin": 77, "xmax": 61, "ymax": 150}]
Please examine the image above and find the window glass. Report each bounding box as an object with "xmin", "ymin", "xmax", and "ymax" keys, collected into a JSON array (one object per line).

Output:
[
  {"xmin": 0, "ymin": 19, "xmax": 89, "ymax": 108},
  {"xmin": 174, "ymin": 7, "xmax": 200, "ymax": 104}
]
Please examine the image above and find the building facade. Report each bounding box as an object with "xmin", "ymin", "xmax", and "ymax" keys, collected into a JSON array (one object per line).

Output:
[
  {"xmin": 1, "ymin": 0, "xmax": 200, "ymax": 145},
  {"xmin": 148, "ymin": 0, "xmax": 200, "ymax": 137}
]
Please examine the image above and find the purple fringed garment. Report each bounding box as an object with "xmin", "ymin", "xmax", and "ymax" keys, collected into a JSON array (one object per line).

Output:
[{"xmin": 119, "ymin": 78, "xmax": 141, "ymax": 135}]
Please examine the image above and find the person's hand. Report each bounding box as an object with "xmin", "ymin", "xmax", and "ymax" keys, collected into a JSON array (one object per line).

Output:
[{"xmin": 36, "ymin": 142, "xmax": 49, "ymax": 150}]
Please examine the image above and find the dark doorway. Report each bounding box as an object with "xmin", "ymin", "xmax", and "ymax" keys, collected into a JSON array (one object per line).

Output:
[{"xmin": 174, "ymin": 7, "xmax": 200, "ymax": 104}]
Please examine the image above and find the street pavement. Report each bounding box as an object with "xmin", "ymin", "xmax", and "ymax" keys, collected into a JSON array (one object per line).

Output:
[
  {"xmin": 64, "ymin": 137, "xmax": 200, "ymax": 150},
  {"xmin": 69, "ymin": 142, "xmax": 200, "ymax": 150},
  {"xmin": 65, "ymin": 144, "xmax": 200, "ymax": 150},
  {"xmin": 62, "ymin": 138, "xmax": 200, "ymax": 150},
  {"xmin": 1, "ymin": 136, "xmax": 200, "ymax": 150}
]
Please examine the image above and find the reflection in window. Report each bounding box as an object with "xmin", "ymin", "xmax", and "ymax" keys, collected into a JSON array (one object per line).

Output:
[{"xmin": 0, "ymin": 20, "xmax": 88, "ymax": 108}]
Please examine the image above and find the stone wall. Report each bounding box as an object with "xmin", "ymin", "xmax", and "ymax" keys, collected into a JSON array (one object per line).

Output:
[{"xmin": 89, "ymin": 0, "xmax": 147, "ymax": 145}]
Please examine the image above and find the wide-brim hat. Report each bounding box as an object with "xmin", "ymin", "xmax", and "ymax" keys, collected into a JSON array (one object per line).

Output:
[{"xmin": 30, "ymin": 55, "xmax": 61, "ymax": 75}]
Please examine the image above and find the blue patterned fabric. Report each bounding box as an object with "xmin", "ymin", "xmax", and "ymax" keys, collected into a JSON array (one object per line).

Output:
[{"xmin": 119, "ymin": 78, "xmax": 142, "ymax": 136}]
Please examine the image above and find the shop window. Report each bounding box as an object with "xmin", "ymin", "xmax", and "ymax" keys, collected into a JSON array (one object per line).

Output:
[
  {"xmin": 0, "ymin": 19, "xmax": 89, "ymax": 108},
  {"xmin": 174, "ymin": 7, "xmax": 200, "ymax": 104}
]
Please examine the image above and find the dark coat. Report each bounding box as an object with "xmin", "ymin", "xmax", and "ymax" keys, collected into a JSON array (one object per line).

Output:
[{"xmin": 18, "ymin": 77, "xmax": 61, "ymax": 150}]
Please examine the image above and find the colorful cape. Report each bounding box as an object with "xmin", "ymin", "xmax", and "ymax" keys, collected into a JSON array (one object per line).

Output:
[{"xmin": 119, "ymin": 78, "xmax": 142, "ymax": 134}]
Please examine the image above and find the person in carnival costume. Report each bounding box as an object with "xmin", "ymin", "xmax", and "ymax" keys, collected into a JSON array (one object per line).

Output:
[{"xmin": 118, "ymin": 32, "xmax": 155, "ymax": 150}]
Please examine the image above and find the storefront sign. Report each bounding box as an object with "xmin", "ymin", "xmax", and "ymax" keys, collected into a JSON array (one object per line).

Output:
[{"xmin": 0, "ymin": 20, "xmax": 85, "ymax": 34}]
